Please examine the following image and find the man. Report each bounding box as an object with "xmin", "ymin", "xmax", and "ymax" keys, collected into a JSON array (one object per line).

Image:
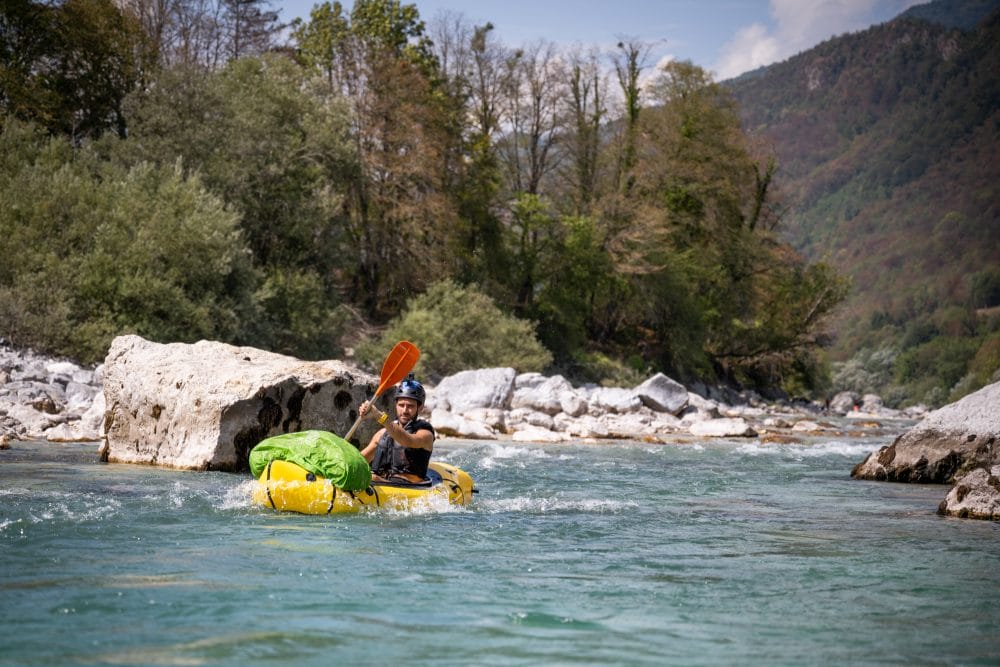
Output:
[{"xmin": 358, "ymin": 376, "xmax": 435, "ymax": 484}]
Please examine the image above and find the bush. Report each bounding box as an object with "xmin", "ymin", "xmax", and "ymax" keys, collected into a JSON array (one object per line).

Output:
[
  {"xmin": 0, "ymin": 119, "xmax": 257, "ymax": 363},
  {"xmin": 357, "ymin": 280, "xmax": 552, "ymax": 380},
  {"xmin": 831, "ymin": 346, "xmax": 897, "ymax": 394}
]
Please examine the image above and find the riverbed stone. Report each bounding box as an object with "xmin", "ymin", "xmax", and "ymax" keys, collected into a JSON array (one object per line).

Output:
[
  {"xmin": 588, "ymin": 387, "xmax": 642, "ymax": 414},
  {"xmin": 937, "ymin": 465, "xmax": 1000, "ymax": 520},
  {"xmin": 851, "ymin": 381, "xmax": 1000, "ymax": 484},
  {"xmin": 830, "ymin": 391, "xmax": 859, "ymax": 414},
  {"xmin": 689, "ymin": 417, "xmax": 757, "ymax": 437},
  {"xmin": 430, "ymin": 408, "xmax": 496, "ymax": 439},
  {"xmin": 634, "ymin": 373, "xmax": 688, "ymax": 414},
  {"xmin": 101, "ymin": 335, "xmax": 377, "ymax": 471},
  {"xmin": 432, "ymin": 367, "xmax": 516, "ymax": 413}
]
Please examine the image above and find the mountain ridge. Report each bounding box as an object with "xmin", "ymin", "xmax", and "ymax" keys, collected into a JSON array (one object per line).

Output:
[{"xmin": 727, "ymin": 0, "xmax": 1000, "ymax": 374}]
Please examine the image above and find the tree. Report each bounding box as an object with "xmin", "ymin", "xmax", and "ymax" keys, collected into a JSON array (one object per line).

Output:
[
  {"xmin": 0, "ymin": 0, "xmax": 148, "ymax": 139},
  {"xmin": 117, "ymin": 54, "xmax": 358, "ymax": 356},
  {"xmin": 561, "ymin": 47, "xmax": 607, "ymax": 215},
  {"xmin": 358, "ymin": 279, "xmax": 551, "ymax": 379},
  {"xmin": 610, "ymin": 39, "xmax": 653, "ymax": 196},
  {"xmin": 497, "ymin": 39, "xmax": 564, "ymax": 196},
  {"xmin": 293, "ymin": 0, "xmax": 457, "ymax": 319},
  {"xmin": 0, "ymin": 117, "xmax": 256, "ymax": 362},
  {"xmin": 426, "ymin": 15, "xmax": 509, "ymax": 289}
]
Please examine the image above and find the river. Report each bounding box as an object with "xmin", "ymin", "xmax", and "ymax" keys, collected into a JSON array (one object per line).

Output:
[{"xmin": 1, "ymin": 430, "xmax": 997, "ymax": 666}]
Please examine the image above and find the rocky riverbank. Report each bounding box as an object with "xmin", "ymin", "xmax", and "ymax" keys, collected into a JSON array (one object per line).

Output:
[
  {"xmin": 1, "ymin": 337, "xmax": 922, "ymax": 448},
  {"xmin": 3, "ymin": 336, "xmax": 997, "ymax": 519}
]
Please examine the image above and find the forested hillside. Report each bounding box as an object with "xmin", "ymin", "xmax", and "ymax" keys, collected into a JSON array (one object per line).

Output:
[
  {"xmin": 728, "ymin": 0, "xmax": 1000, "ymax": 406},
  {"xmin": 1, "ymin": 0, "xmax": 995, "ymax": 406}
]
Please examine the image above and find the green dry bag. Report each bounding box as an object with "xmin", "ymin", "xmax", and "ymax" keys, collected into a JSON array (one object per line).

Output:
[{"xmin": 249, "ymin": 430, "xmax": 372, "ymax": 491}]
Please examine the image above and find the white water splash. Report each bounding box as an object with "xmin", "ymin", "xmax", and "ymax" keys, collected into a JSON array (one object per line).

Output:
[
  {"xmin": 217, "ymin": 479, "xmax": 257, "ymax": 510},
  {"xmin": 482, "ymin": 495, "xmax": 639, "ymax": 514},
  {"xmin": 477, "ymin": 442, "xmax": 567, "ymax": 470},
  {"xmin": 736, "ymin": 440, "xmax": 880, "ymax": 459}
]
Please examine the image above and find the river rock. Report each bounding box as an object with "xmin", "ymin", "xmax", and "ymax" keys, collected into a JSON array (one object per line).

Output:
[
  {"xmin": 510, "ymin": 425, "xmax": 569, "ymax": 443},
  {"xmin": 432, "ymin": 367, "xmax": 516, "ymax": 414},
  {"xmin": 689, "ymin": 417, "xmax": 757, "ymax": 438},
  {"xmin": 101, "ymin": 335, "xmax": 378, "ymax": 471},
  {"xmin": 588, "ymin": 387, "xmax": 642, "ymax": 414},
  {"xmin": 634, "ymin": 373, "xmax": 689, "ymax": 414},
  {"xmin": 511, "ymin": 375, "xmax": 572, "ymax": 415},
  {"xmin": 430, "ymin": 408, "xmax": 496, "ymax": 439},
  {"xmin": 829, "ymin": 391, "xmax": 859, "ymax": 415},
  {"xmin": 937, "ymin": 465, "xmax": 1000, "ymax": 520},
  {"xmin": 851, "ymin": 381, "xmax": 1000, "ymax": 484}
]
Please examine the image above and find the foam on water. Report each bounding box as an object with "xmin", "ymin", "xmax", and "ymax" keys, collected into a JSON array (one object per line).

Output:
[
  {"xmin": 482, "ymin": 495, "xmax": 640, "ymax": 514},
  {"xmin": 735, "ymin": 439, "xmax": 880, "ymax": 459}
]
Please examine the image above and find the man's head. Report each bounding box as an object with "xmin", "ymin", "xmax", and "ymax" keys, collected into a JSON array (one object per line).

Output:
[{"xmin": 394, "ymin": 377, "xmax": 425, "ymax": 425}]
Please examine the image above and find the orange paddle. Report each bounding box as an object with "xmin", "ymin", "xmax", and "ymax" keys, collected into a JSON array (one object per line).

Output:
[{"xmin": 344, "ymin": 341, "xmax": 420, "ymax": 441}]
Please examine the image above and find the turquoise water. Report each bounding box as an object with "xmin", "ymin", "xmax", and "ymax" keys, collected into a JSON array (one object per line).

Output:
[{"xmin": 1, "ymin": 433, "xmax": 998, "ymax": 666}]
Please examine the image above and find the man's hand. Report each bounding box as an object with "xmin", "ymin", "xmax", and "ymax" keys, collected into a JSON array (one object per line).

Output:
[{"xmin": 360, "ymin": 400, "xmax": 388, "ymax": 425}]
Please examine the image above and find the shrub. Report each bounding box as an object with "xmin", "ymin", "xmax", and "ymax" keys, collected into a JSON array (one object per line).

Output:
[
  {"xmin": 357, "ymin": 280, "xmax": 552, "ymax": 380},
  {"xmin": 0, "ymin": 119, "xmax": 257, "ymax": 363}
]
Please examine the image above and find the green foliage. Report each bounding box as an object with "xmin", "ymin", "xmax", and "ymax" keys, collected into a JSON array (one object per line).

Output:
[
  {"xmin": 570, "ymin": 351, "xmax": 647, "ymax": 388},
  {"xmin": 0, "ymin": 0, "xmax": 148, "ymax": 139},
  {"xmin": 0, "ymin": 117, "xmax": 255, "ymax": 362},
  {"xmin": 115, "ymin": 55, "xmax": 357, "ymax": 357},
  {"xmin": 969, "ymin": 268, "xmax": 1000, "ymax": 308},
  {"xmin": 894, "ymin": 336, "xmax": 979, "ymax": 406},
  {"xmin": 358, "ymin": 280, "xmax": 552, "ymax": 379},
  {"xmin": 832, "ymin": 346, "xmax": 899, "ymax": 396},
  {"xmin": 0, "ymin": 2, "xmax": 884, "ymax": 399}
]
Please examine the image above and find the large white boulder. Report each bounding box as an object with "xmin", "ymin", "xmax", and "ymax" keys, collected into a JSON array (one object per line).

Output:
[
  {"xmin": 100, "ymin": 335, "xmax": 378, "ymax": 471},
  {"xmin": 588, "ymin": 387, "xmax": 642, "ymax": 414},
  {"xmin": 432, "ymin": 367, "xmax": 516, "ymax": 414},
  {"xmin": 852, "ymin": 381, "xmax": 1000, "ymax": 484}
]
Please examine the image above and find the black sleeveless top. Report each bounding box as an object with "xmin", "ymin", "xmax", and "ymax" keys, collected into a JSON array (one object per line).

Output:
[{"xmin": 370, "ymin": 418, "xmax": 435, "ymax": 479}]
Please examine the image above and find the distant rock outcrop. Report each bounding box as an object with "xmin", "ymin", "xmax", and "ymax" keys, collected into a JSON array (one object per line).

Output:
[{"xmin": 100, "ymin": 335, "xmax": 379, "ymax": 471}]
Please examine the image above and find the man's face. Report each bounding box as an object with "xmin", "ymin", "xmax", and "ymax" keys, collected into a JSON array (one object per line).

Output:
[{"xmin": 395, "ymin": 398, "xmax": 420, "ymax": 425}]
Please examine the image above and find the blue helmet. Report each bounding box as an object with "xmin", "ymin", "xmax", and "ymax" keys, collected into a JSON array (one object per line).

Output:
[{"xmin": 396, "ymin": 376, "xmax": 425, "ymax": 405}]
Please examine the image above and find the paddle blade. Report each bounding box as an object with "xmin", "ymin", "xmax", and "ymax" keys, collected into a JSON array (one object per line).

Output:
[{"xmin": 375, "ymin": 340, "xmax": 420, "ymax": 397}]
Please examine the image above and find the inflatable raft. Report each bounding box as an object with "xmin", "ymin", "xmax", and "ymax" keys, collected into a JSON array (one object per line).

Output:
[{"xmin": 252, "ymin": 459, "xmax": 476, "ymax": 514}]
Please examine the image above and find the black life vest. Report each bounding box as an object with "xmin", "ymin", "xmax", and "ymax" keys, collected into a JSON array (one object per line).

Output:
[{"xmin": 370, "ymin": 417, "xmax": 435, "ymax": 479}]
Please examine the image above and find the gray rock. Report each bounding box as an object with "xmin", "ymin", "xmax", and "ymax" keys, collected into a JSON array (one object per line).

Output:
[
  {"xmin": 510, "ymin": 375, "xmax": 570, "ymax": 415},
  {"xmin": 937, "ymin": 466, "xmax": 1000, "ymax": 521},
  {"xmin": 588, "ymin": 387, "xmax": 642, "ymax": 414},
  {"xmin": 829, "ymin": 391, "xmax": 859, "ymax": 415},
  {"xmin": 510, "ymin": 425, "xmax": 569, "ymax": 442},
  {"xmin": 558, "ymin": 390, "xmax": 588, "ymax": 417},
  {"xmin": 689, "ymin": 417, "xmax": 757, "ymax": 438},
  {"xmin": 101, "ymin": 335, "xmax": 377, "ymax": 471},
  {"xmin": 851, "ymin": 381, "xmax": 1000, "ymax": 484},
  {"xmin": 430, "ymin": 408, "xmax": 496, "ymax": 439},
  {"xmin": 433, "ymin": 367, "xmax": 516, "ymax": 413},
  {"xmin": 634, "ymin": 373, "xmax": 688, "ymax": 414}
]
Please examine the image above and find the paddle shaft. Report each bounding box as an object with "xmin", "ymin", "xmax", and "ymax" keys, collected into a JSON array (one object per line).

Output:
[{"xmin": 343, "ymin": 388, "xmax": 386, "ymax": 441}]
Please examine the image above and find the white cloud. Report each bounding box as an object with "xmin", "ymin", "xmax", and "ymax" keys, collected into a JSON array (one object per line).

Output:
[
  {"xmin": 714, "ymin": 0, "xmax": 925, "ymax": 79},
  {"xmin": 714, "ymin": 23, "xmax": 781, "ymax": 80}
]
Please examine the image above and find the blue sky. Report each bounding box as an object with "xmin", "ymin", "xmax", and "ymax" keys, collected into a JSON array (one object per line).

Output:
[{"xmin": 275, "ymin": 0, "xmax": 923, "ymax": 80}]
